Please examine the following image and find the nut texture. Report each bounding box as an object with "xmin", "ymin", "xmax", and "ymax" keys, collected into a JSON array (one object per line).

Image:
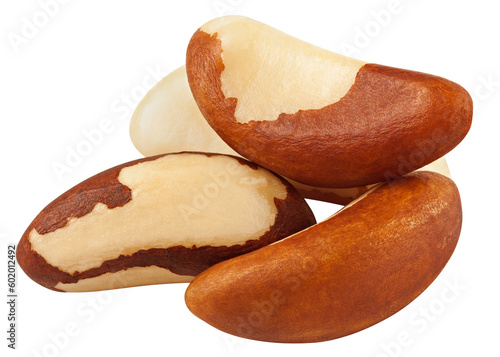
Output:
[
  {"xmin": 17, "ymin": 152, "xmax": 316, "ymax": 292},
  {"xmin": 185, "ymin": 171, "xmax": 462, "ymax": 343},
  {"xmin": 129, "ymin": 65, "xmax": 452, "ymax": 205},
  {"xmin": 129, "ymin": 66, "xmax": 239, "ymax": 157},
  {"xmin": 186, "ymin": 16, "xmax": 473, "ymax": 188}
]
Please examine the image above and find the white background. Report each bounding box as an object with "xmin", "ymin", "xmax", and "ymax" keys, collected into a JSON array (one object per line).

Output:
[{"xmin": 1, "ymin": 0, "xmax": 499, "ymax": 356}]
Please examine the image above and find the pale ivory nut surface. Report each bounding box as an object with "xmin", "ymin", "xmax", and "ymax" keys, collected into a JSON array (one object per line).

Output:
[
  {"xmin": 17, "ymin": 152, "xmax": 316, "ymax": 292},
  {"xmin": 185, "ymin": 171, "xmax": 463, "ymax": 343},
  {"xmin": 200, "ymin": 16, "xmax": 366, "ymax": 123},
  {"xmin": 130, "ymin": 65, "xmax": 452, "ymax": 205},
  {"xmin": 130, "ymin": 66, "xmax": 238, "ymax": 157},
  {"xmin": 186, "ymin": 16, "xmax": 473, "ymax": 188},
  {"xmin": 59, "ymin": 266, "xmax": 192, "ymax": 292}
]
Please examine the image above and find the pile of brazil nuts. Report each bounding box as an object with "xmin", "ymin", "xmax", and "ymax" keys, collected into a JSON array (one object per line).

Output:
[{"xmin": 17, "ymin": 15, "xmax": 473, "ymax": 343}]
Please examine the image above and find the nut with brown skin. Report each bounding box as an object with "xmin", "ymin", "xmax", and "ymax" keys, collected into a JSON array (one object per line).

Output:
[
  {"xmin": 129, "ymin": 65, "xmax": 453, "ymax": 205},
  {"xmin": 16, "ymin": 152, "xmax": 316, "ymax": 292},
  {"xmin": 185, "ymin": 171, "xmax": 462, "ymax": 343},
  {"xmin": 186, "ymin": 15, "xmax": 473, "ymax": 188}
]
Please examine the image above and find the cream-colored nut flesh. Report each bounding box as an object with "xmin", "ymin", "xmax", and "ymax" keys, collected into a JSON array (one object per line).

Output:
[
  {"xmin": 130, "ymin": 66, "xmax": 238, "ymax": 157},
  {"xmin": 422, "ymin": 156, "xmax": 451, "ymax": 178},
  {"xmin": 129, "ymin": 65, "xmax": 450, "ymax": 205},
  {"xmin": 56, "ymin": 267, "xmax": 193, "ymax": 292},
  {"xmin": 29, "ymin": 154, "xmax": 287, "ymax": 275},
  {"xmin": 200, "ymin": 16, "xmax": 366, "ymax": 123},
  {"xmin": 17, "ymin": 152, "xmax": 316, "ymax": 291},
  {"xmin": 187, "ymin": 16, "xmax": 472, "ymax": 188}
]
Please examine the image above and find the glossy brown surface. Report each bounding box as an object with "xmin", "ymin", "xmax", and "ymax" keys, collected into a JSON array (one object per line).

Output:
[
  {"xmin": 185, "ymin": 171, "xmax": 462, "ymax": 343},
  {"xmin": 17, "ymin": 152, "xmax": 316, "ymax": 291},
  {"xmin": 187, "ymin": 29, "xmax": 473, "ymax": 188}
]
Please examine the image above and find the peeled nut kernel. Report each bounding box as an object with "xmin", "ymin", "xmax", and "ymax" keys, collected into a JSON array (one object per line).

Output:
[
  {"xmin": 16, "ymin": 152, "xmax": 316, "ymax": 292},
  {"xmin": 129, "ymin": 65, "xmax": 452, "ymax": 205},
  {"xmin": 130, "ymin": 66, "xmax": 238, "ymax": 158},
  {"xmin": 186, "ymin": 15, "xmax": 473, "ymax": 188},
  {"xmin": 185, "ymin": 171, "xmax": 462, "ymax": 343}
]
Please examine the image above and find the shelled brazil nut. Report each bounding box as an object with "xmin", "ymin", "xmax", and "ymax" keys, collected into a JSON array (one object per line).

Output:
[
  {"xmin": 186, "ymin": 15, "xmax": 473, "ymax": 188},
  {"xmin": 129, "ymin": 65, "xmax": 453, "ymax": 205},
  {"xmin": 17, "ymin": 152, "xmax": 316, "ymax": 292}
]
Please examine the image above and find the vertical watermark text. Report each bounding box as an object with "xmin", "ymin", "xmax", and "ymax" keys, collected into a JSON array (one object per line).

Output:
[{"xmin": 6, "ymin": 243, "xmax": 17, "ymax": 350}]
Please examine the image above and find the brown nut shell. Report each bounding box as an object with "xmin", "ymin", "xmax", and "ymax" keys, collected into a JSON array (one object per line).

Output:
[
  {"xmin": 186, "ymin": 16, "xmax": 473, "ymax": 188},
  {"xmin": 129, "ymin": 65, "xmax": 452, "ymax": 205},
  {"xmin": 17, "ymin": 152, "xmax": 316, "ymax": 292},
  {"xmin": 185, "ymin": 171, "xmax": 462, "ymax": 343}
]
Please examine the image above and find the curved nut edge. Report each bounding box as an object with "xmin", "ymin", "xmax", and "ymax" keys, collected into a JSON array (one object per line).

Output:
[
  {"xmin": 187, "ymin": 26, "xmax": 472, "ymax": 188},
  {"xmin": 17, "ymin": 152, "xmax": 316, "ymax": 292},
  {"xmin": 185, "ymin": 171, "xmax": 462, "ymax": 343}
]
